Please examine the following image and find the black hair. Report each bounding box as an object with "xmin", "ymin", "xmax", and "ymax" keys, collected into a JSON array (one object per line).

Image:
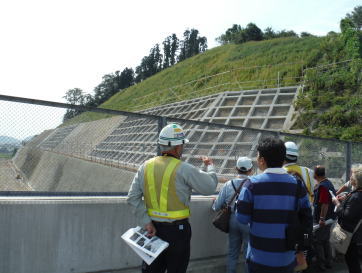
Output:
[
  {"xmin": 236, "ymin": 167, "xmax": 250, "ymax": 175},
  {"xmin": 314, "ymin": 165, "xmax": 326, "ymax": 177},
  {"xmin": 285, "ymin": 155, "xmax": 298, "ymax": 163},
  {"xmin": 257, "ymin": 138, "xmax": 285, "ymax": 168}
]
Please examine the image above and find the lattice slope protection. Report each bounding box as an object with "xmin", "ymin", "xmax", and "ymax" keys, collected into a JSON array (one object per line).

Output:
[{"xmin": 88, "ymin": 86, "xmax": 298, "ymax": 175}]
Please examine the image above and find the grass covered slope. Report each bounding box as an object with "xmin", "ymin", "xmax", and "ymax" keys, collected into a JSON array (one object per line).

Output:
[
  {"xmin": 102, "ymin": 37, "xmax": 322, "ymax": 112},
  {"xmin": 67, "ymin": 34, "xmax": 361, "ymax": 142},
  {"xmin": 67, "ymin": 36, "xmax": 323, "ymax": 124}
]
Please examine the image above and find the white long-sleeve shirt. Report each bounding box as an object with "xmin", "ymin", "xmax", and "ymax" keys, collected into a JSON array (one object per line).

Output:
[{"xmin": 127, "ymin": 158, "xmax": 218, "ymax": 226}]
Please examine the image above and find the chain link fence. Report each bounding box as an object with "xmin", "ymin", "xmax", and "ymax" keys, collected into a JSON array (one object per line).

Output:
[{"xmin": 0, "ymin": 94, "xmax": 360, "ymax": 193}]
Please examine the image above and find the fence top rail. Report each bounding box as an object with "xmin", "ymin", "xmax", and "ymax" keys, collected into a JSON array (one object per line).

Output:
[
  {"xmin": 0, "ymin": 191, "xmax": 218, "ymax": 197},
  {"xmin": 0, "ymin": 94, "xmax": 160, "ymax": 120},
  {"xmin": 1, "ymin": 94, "xmax": 360, "ymax": 145}
]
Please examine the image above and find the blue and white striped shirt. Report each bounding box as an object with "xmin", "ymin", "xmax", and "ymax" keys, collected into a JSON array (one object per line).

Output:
[{"xmin": 236, "ymin": 168, "xmax": 311, "ymax": 272}]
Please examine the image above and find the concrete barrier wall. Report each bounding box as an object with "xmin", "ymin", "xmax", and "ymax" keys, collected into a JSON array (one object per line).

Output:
[{"xmin": 0, "ymin": 197, "xmax": 228, "ymax": 273}]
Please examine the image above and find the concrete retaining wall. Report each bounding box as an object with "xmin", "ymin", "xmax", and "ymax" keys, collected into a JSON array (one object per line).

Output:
[
  {"xmin": 12, "ymin": 115, "xmax": 135, "ymax": 192},
  {"xmin": 13, "ymin": 148, "xmax": 136, "ymax": 192},
  {"xmin": 0, "ymin": 197, "xmax": 228, "ymax": 273}
]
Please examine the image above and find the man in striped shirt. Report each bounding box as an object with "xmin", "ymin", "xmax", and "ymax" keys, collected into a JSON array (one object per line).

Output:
[{"xmin": 236, "ymin": 138, "xmax": 312, "ymax": 273}]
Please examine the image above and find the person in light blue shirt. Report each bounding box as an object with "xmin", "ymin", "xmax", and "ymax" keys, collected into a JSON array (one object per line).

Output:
[{"xmin": 213, "ymin": 156, "xmax": 253, "ymax": 273}]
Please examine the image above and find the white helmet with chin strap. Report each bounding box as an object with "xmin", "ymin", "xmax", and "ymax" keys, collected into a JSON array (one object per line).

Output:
[
  {"xmin": 158, "ymin": 123, "xmax": 189, "ymax": 146},
  {"xmin": 285, "ymin": 141, "xmax": 299, "ymax": 158}
]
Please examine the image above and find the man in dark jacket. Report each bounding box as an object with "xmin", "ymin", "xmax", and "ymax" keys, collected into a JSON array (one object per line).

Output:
[{"xmin": 313, "ymin": 165, "xmax": 337, "ymax": 271}]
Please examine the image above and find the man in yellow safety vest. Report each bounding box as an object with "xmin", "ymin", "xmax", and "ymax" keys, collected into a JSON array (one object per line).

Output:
[
  {"xmin": 283, "ymin": 141, "xmax": 315, "ymax": 203},
  {"xmin": 127, "ymin": 123, "xmax": 218, "ymax": 273}
]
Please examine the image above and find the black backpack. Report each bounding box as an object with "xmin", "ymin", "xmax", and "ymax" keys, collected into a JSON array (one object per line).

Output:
[{"xmin": 285, "ymin": 172, "xmax": 313, "ymax": 251}]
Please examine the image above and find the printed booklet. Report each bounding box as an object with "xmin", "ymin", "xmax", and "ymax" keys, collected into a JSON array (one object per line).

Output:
[{"xmin": 122, "ymin": 226, "xmax": 169, "ymax": 265}]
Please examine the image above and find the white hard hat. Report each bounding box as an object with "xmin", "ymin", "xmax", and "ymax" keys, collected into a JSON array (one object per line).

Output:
[
  {"xmin": 285, "ymin": 141, "xmax": 299, "ymax": 157},
  {"xmin": 236, "ymin": 156, "xmax": 253, "ymax": 171},
  {"xmin": 158, "ymin": 123, "xmax": 189, "ymax": 146}
]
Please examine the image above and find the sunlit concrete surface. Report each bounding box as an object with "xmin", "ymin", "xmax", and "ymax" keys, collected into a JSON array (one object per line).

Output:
[
  {"xmin": 0, "ymin": 194, "xmax": 352, "ymax": 273},
  {"xmin": 0, "ymin": 196, "xmax": 230, "ymax": 273},
  {"xmin": 13, "ymin": 149, "xmax": 136, "ymax": 191},
  {"xmin": 0, "ymin": 160, "xmax": 30, "ymax": 190}
]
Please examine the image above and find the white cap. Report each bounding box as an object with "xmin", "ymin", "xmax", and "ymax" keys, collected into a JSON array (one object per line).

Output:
[
  {"xmin": 285, "ymin": 141, "xmax": 299, "ymax": 157},
  {"xmin": 158, "ymin": 123, "xmax": 189, "ymax": 146},
  {"xmin": 236, "ymin": 156, "xmax": 253, "ymax": 172}
]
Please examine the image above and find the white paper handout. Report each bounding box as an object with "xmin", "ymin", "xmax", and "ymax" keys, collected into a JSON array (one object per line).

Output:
[
  {"xmin": 122, "ymin": 226, "xmax": 169, "ymax": 265},
  {"xmin": 313, "ymin": 218, "xmax": 335, "ymax": 231}
]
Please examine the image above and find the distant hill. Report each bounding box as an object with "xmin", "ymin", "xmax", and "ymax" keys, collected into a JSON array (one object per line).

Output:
[
  {"xmin": 22, "ymin": 135, "xmax": 35, "ymax": 143},
  {"xmin": 63, "ymin": 34, "xmax": 361, "ymax": 141},
  {"xmin": 0, "ymin": 136, "xmax": 21, "ymax": 145},
  {"xmin": 65, "ymin": 36, "xmax": 322, "ymax": 124}
]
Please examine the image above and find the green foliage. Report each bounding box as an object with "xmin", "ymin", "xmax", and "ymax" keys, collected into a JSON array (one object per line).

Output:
[
  {"xmin": 300, "ymin": 32, "xmax": 314, "ymax": 38},
  {"xmin": 276, "ymin": 30, "xmax": 298, "ymax": 38},
  {"xmin": 64, "ymin": 28, "xmax": 206, "ymax": 120},
  {"xmin": 216, "ymin": 23, "xmax": 264, "ymax": 44},
  {"xmin": 346, "ymin": 5, "xmax": 362, "ymax": 30},
  {"xmin": 178, "ymin": 29, "xmax": 207, "ymax": 62},
  {"xmin": 216, "ymin": 23, "xmax": 298, "ymax": 45},
  {"xmin": 92, "ymin": 68, "xmax": 135, "ymax": 105},
  {"xmin": 63, "ymin": 88, "xmax": 87, "ymax": 121},
  {"xmin": 135, "ymin": 44, "xmax": 163, "ymax": 82},
  {"xmin": 63, "ymin": 36, "xmax": 320, "ymax": 126},
  {"xmin": 295, "ymin": 14, "xmax": 362, "ymax": 142},
  {"xmin": 62, "ymin": 8, "xmax": 361, "ymax": 144}
]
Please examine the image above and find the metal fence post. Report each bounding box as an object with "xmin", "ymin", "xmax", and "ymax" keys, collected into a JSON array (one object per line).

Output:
[
  {"xmin": 346, "ymin": 141, "xmax": 352, "ymax": 182},
  {"xmin": 157, "ymin": 116, "xmax": 167, "ymax": 156}
]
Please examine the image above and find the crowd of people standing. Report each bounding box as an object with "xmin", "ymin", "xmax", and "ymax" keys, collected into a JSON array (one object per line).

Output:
[{"xmin": 127, "ymin": 123, "xmax": 362, "ymax": 273}]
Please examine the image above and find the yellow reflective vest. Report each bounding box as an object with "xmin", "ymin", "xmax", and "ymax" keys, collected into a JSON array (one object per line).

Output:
[
  {"xmin": 144, "ymin": 156, "xmax": 190, "ymax": 220},
  {"xmin": 284, "ymin": 163, "xmax": 314, "ymax": 203}
]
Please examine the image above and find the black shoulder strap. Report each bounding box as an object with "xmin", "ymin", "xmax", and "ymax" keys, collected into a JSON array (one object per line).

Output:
[
  {"xmin": 231, "ymin": 179, "xmax": 237, "ymax": 192},
  {"xmin": 228, "ymin": 178, "xmax": 248, "ymax": 206},
  {"xmin": 236, "ymin": 178, "xmax": 246, "ymax": 193}
]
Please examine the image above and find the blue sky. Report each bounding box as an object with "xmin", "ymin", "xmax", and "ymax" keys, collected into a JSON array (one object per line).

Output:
[{"xmin": 0, "ymin": 0, "xmax": 360, "ymax": 139}]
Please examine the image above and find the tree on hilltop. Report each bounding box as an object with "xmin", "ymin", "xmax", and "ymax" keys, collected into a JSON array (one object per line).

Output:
[
  {"xmin": 263, "ymin": 27, "xmax": 277, "ymax": 39},
  {"xmin": 163, "ymin": 36, "xmax": 172, "ymax": 69},
  {"xmin": 178, "ymin": 29, "xmax": 207, "ymax": 61},
  {"xmin": 300, "ymin": 32, "xmax": 314, "ymax": 37},
  {"xmin": 63, "ymin": 88, "xmax": 85, "ymax": 105},
  {"xmin": 215, "ymin": 24, "xmax": 242, "ymax": 44},
  {"xmin": 216, "ymin": 23, "xmax": 297, "ymax": 45},
  {"xmin": 244, "ymin": 23, "xmax": 263, "ymax": 41},
  {"xmin": 63, "ymin": 88, "xmax": 86, "ymax": 121},
  {"xmin": 170, "ymin": 34, "xmax": 179, "ymax": 66},
  {"xmin": 162, "ymin": 34, "xmax": 179, "ymax": 68},
  {"xmin": 135, "ymin": 44, "xmax": 163, "ymax": 82},
  {"xmin": 276, "ymin": 30, "xmax": 298, "ymax": 38},
  {"xmin": 346, "ymin": 5, "xmax": 362, "ymax": 30}
]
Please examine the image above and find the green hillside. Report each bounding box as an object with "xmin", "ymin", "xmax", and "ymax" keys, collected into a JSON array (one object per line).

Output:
[
  {"xmin": 105, "ymin": 37, "xmax": 322, "ymax": 111},
  {"xmin": 66, "ymin": 33, "xmax": 362, "ymax": 142},
  {"xmin": 68, "ymin": 36, "xmax": 322, "ymax": 123}
]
